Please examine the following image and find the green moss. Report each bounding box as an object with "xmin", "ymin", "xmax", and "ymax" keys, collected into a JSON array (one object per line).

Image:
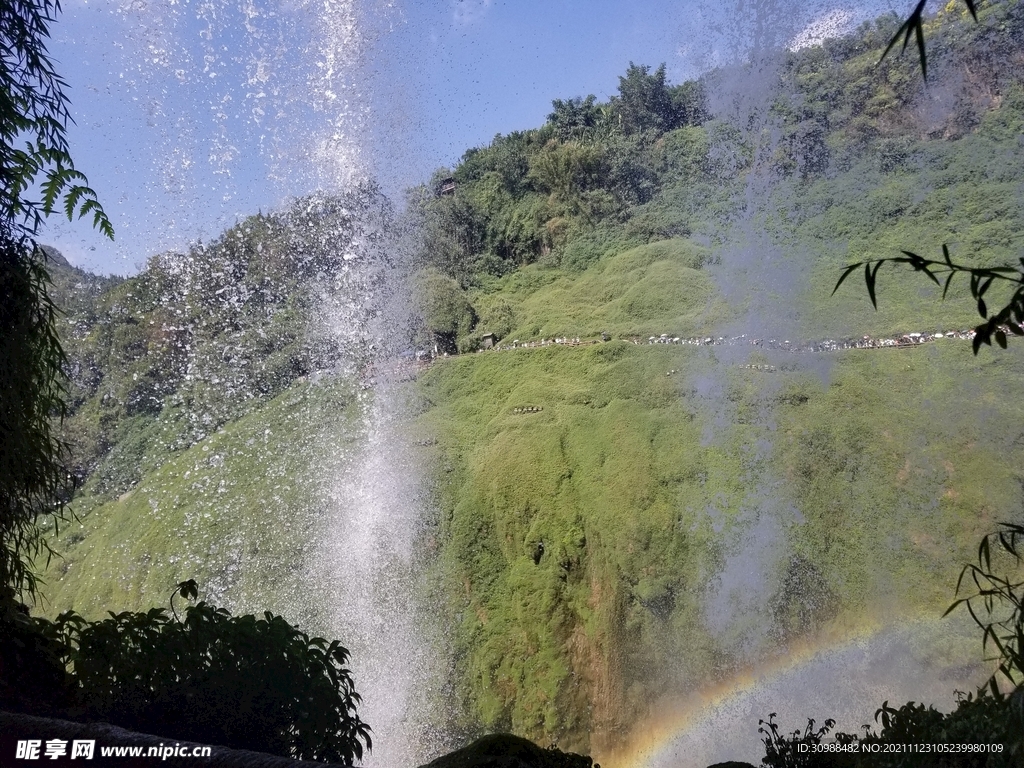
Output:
[
  {"xmin": 417, "ymin": 328, "xmax": 1024, "ymax": 749},
  {"xmin": 470, "ymin": 238, "xmax": 727, "ymax": 345},
  {"xmin": 37, "ymin": 378, "xmax": 364, "ymax": 626},
  {"xmin": 775, "ymin": 344, "xmax": 1024, "ymax": 616},
  {"xmin": 419, "ymin": 344, "xmax": 759, "ymax": 749}
]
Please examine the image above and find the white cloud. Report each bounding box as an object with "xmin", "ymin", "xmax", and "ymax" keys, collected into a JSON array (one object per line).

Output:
[
  {"xmin": 452, "ymin": 0, "xmax": 491, "ymax": 26},
  {"xmin": 788, "ymin": 8, "xmax": 856, "ymax": 51}
]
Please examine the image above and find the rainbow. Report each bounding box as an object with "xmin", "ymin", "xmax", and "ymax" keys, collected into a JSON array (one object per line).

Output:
[{"xmin": 594, "ymin": 614, "xmax": 987, "ymax": 768}]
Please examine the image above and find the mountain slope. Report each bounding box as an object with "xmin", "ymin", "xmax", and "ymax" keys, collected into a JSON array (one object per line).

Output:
[{"xmin": 40, "ymin": 378, "xmax": 364, "ymax": 626}]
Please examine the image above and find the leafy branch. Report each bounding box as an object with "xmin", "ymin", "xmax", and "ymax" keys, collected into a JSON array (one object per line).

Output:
[
  {"xmin": 168, "ymin": 578, "xmax": 198, "ymax": 622},
  {"xmin": 882, "ymin": 0, "xmax": 978, "ymax": 81},
  {"xmin": 832, "ymin": 244, "xmax": 1024, "ymax": 354},
  {"xmin": 943, "ymin": 523, "xmax": 1024, "ymax": 694},
  {"xmin": 758, "ymin": 713, "xmax": 841, "ymax": 768},
  {"xmin": 1, "ymin": 0, "xmax": 114, "ymax": 605},
  {"xmin": 0, "ymin": 0, "xmax": 114, "ymax": 241}
]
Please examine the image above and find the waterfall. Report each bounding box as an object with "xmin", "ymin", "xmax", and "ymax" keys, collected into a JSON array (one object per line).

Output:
[
  {"xmin": 319, "ymin": 378, "xmax": 443, "ymax": 767},
  {"xmin": 51, "ymin": 0, "xmax": 445, "ymax": 760}
]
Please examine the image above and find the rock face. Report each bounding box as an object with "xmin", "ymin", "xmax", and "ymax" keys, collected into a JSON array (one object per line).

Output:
[{"xmin": 418, "ymin": 734, "xmax": 595, "ymax": 768}]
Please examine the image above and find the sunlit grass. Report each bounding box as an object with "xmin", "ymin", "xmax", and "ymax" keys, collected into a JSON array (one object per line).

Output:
[{"xmin": 37, "ymin": 378, "xmax": 365, "ymax": 626}]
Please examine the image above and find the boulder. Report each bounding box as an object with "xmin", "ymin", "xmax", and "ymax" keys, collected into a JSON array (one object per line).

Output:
[{"xmin": 418, "ymin": 734, "xmax": 594, "ymax": 768}]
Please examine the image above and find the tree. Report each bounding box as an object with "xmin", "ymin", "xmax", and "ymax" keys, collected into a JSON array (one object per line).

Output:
[
  {"xmin": 613, "ymin": 63, "xmax": 675, "ymax": 135},
  {"xmin": 527, "ymin": 139, "xmax": 604, "ymax": 207},
  {"xmin": 414, "ymin": 268, "xmax": 477, "ymax": 354},
  {"xmin": 53, "ymin": 581, "xmax": 371, "ymax": 762},
  {"xmin": 547, "ymin": 95, "xmax": 602, "ymax": 141},
  {"xmin": 3, "ymin": 580, "xmax": 373, "ymax": 761},
  {"xmin": 1, "ymin": 0, "xmax": 113, "ymax": 604}
]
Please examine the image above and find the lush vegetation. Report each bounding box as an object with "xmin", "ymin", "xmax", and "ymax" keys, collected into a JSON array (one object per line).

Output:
[
  {"xmin": 4, "ymin": 580, "xmax": 371, "ymax": 762},
  {"xmin": 38, "ymin": 376, "xmax": 362, "ymax": 621},
  {"xmin": 403, "ymin": 0, "xmax": 1024, "ymax": 755},
  {"xmin": 0, "ymin": 2, "xmax": 375, "ymax": 761},
  {"xmin": 13, "ymin": 204, "xmax": 378, "ymax": 753},
  {"xmin": 407, "ymin": 3, "xmax": 1024, "ymax": 351},
  {"xmin": 415, "ymin": 335, "xmax": 1024, "ymax": 752},
  {"xmin": 23, "ymin": 0, "xmax": 1024, "ymax": 762},
  {"xmin": 6, "ymin": 209, "xmax": 377, "ymax": 760},
  {"xmin": 53, "ymin": 189, "xmax": 389, "ymax": 500}
]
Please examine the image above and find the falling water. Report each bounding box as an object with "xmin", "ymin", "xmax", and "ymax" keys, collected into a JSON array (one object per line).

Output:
[
  {"xmin": 319, "ymin": 376, "xmax": 444, "ymax": 767},
  {"xmin": 50, "ymin": 0, "xmax": 448, "ymax": 761},
  {"xmin": 303, "ymin": 177, "xmax": 449, "ymax": 767}
]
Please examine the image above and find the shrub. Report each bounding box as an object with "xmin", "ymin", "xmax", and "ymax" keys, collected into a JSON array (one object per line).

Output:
[{"xmin": 7, "ymin": 582, "xmax": 371, "ymax": 763}]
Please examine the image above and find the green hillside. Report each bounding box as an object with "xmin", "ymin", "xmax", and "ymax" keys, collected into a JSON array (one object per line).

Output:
[
  {"xmin": 470, "ymin": 238, "xmax": 725, "ymax": 342},
  {"xmin": 35, "ymin": 1, "xmax": 1024, "ymax": 761},
  {"xmin": 416, "ymin": 296, "xmax": 1024, "ymax": 753},
  {"xmin": 404, "ymin": 1, "xmax": 1024, "ymax": 753},
  {"xmin": 39, "ymin": 378, "xmax": 364, "ymax": 626}
]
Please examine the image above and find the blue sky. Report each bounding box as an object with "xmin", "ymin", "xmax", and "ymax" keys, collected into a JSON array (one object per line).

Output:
[{"xmin": 41, "ymin": 0, "xmax": 898, "ymax": 274}]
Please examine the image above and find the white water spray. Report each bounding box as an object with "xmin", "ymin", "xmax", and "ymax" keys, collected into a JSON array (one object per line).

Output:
[
  {"xmin": 66, "ymin": 0, "xmax": 444, "ymax": 760},
  {"xmin": 319, "ymin": 373, "xmax": 444, "ymax": 767}
]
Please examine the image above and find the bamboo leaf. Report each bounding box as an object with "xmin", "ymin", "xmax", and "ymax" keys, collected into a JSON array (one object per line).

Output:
[
  {"xmin": 881, "ymin": 0, "xmax": 927, "ymax": 72},
  {"xmin": 832, "ymin": 262, "xmax": 862, "ymax": 295},
  {"xmin": 914, "ymin": 18, "xmax": 927, "ymax": 80},
  {"xmin": 865, "ymin": 261, "xmax": 878, "ymax": 308},
  {"xmin": 942, "ymin": 271, "xmax": 956, "ymax": 300}
]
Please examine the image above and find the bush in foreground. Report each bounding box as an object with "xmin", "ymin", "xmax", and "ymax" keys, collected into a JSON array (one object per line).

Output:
[{"xmin": 1, "ymin": 581, "xmax": 370, "ymax": 763}]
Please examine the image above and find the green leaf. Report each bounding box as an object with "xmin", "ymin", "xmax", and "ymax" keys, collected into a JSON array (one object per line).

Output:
[
  {"xmin": 880, "ymin": 0, "xmax": 928, "ymax": 79},
  {"xmin": 914, "ymin": 15, "xmax": 927, "ymax": 81},
  {"xmin": 942, "ymin": 598, "xmax": 966, "ymax": 618},
  {"xmin": 942, "ymin": 271, "xmax": 956, "ymax": 300},
  {"xmin": 832, "ymin": 262, "xmax": 862, "ymax": 296},
  {"xmin": 865, "ymin": 261, "xmax": 883, "ymax": 309}
]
